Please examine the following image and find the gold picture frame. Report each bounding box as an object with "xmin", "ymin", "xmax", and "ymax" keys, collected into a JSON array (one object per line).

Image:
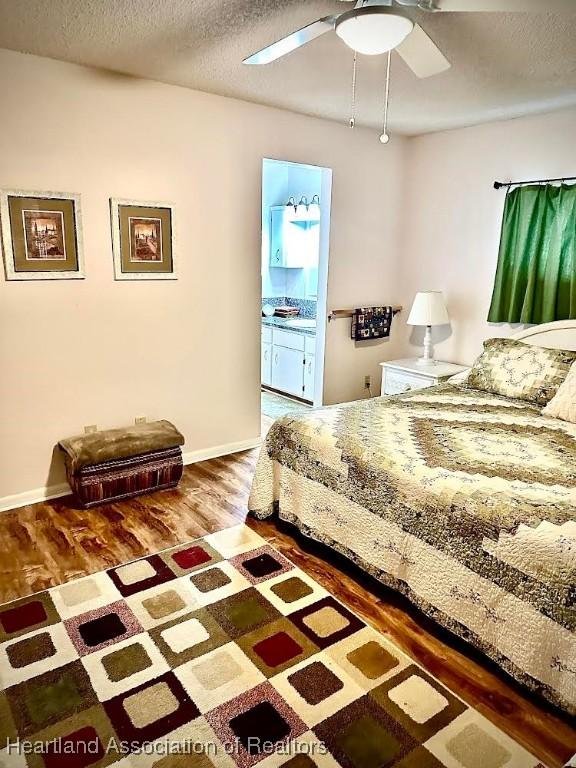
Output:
[
  {"xmin": 110, "ymin": 198, "xmax": 176, "ymax": 280},
  {"xmin": 0, "ymin": 189, "xmax": 85, "ymax": 280}
]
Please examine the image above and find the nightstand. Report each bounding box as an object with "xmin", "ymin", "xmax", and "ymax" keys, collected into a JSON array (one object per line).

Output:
[{"xmin": 379, "ymin": 358, "xmax": 468, "ymax": 396}]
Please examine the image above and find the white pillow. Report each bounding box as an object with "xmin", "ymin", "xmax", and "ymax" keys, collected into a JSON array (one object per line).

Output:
[{"xmin": 542, "ymin": 362, "xmax": 576, "ymax": 423}]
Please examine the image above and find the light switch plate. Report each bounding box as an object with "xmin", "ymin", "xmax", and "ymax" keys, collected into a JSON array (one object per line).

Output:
[{"xmin": 84, "ymin": 425, "xmax": 98, "ymax": 434}]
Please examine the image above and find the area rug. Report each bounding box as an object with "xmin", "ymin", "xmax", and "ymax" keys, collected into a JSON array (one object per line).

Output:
[{"xmin": 0, "ymin": 525, "xmax": 543, "ymax": 768}]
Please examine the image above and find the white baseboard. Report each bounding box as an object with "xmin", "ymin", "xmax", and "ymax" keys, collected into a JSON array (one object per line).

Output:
[
  {"xmin": 181, "ymin": 437, "xmax": 262, "ymax": 466},
  {"xmin": 0, "ymin": 482, "xmax": 72, "ymax": 513},
  {"xmin": 0, "ymin": 437, "xmax": 262, "ymax": 514}
]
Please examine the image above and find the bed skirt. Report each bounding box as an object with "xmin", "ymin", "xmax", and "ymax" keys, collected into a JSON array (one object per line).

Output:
[{"xmin": 250, "ymin": 452, "xmax": 576, "ymax": 716}]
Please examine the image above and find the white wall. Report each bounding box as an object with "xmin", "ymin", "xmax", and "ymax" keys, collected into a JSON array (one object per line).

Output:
[
  {"xmin": 396, "ymin": 108, "xmax": 576, "ymax": 365},
  {"xmin": 0, "ymin": 48, "xmax": 406, "ymax": 502}
]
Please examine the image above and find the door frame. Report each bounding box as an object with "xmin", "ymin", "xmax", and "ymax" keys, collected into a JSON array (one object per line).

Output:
[
  {"xmin": 313, "ymin": 165, "xmax": 332, "ymax": 406},
  {"xmin": 260, "ymin": 158, "xmax": 332, "ymax": 408}
]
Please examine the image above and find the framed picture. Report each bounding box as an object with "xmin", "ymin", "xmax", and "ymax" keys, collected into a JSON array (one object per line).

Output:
[
  {"xmin": 110, "ymin": 198, "xmax": 176, "ymax": 280},
  {"xmin": 0, "ymin": 189, "xmax": 84, "ymax": 280}
]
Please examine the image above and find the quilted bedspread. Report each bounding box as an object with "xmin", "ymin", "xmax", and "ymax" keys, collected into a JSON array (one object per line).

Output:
[{"xmin": 249, "ymin": 384, "xmax": 576, "ymax": 714}]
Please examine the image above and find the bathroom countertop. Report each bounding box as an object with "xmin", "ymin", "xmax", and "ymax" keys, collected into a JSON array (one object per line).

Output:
[{"xmin": 261, "ymin": 316, "xmax": 317, "ymax": 336}]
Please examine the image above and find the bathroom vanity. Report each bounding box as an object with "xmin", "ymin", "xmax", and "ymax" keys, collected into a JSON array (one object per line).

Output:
[{"xmin": 261, "ymin": 317, "xmax": 316, "ymax": 401}]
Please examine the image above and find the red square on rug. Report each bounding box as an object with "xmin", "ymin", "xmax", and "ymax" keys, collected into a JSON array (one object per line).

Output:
[
  {"xmin": 44, "ymin": 726, "xmax": 103, "ymax": 768},
  {"xmin": 0, "ymin": 600, "xmax": 47, "ymax": 635},
  {"xmin": 253, "ymin": 631, "xmax": 303, "ymax": 668},
  {"xmin": 171, "ymin": 546, "xmax": 212, "ymax": 570}
]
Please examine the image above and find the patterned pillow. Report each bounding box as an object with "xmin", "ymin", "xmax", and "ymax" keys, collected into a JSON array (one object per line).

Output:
[
  {"xmin": 542, "ymin": 362, "xmax": 576, "ymax": 422},
  {"xmin": 467, "ymin": 337, "xmax": 576, "ymax": 406}
]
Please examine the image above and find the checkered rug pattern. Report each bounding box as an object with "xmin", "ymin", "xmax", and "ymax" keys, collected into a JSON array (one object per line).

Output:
[{"xmin": 0, "ymin": 526, "xmax": 542, "ymax": 768}]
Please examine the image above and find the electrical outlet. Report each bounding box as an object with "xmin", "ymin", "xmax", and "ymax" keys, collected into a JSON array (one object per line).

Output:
[
  {"xmin": 135, "ymin": 416, "xmax": 147, "ymax": 425},
  {"xmin": 364, "ymin": 375, "xmax": 371, "ymax": 389},
  {"xmin": 84, "ymin": 425, "xmax": 98, "ymax": 434}
]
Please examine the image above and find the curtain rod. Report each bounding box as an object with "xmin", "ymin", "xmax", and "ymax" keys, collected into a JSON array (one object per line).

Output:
[{"xmin": 493, "ymin": 176, "xmax": 576, "ymax": 190}]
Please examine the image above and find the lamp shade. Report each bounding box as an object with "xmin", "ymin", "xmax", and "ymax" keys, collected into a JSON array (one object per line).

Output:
[{"xmin": 407, "ymin": 292, "xmax": 449, "ymax": 327}]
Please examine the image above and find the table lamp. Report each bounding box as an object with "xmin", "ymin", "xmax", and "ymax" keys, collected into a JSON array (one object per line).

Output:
[{"xmin": 407, "ymin": 291, "xmax": 449, "ymax": 365}]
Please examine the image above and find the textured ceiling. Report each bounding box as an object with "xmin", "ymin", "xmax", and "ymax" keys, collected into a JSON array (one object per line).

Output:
[{"xmin": 0, "ymin": 0, "xmax": 575, "ymax": 134}]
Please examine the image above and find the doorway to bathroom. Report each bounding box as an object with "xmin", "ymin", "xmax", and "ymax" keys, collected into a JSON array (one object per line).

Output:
[{"xmin": 260, "ymin": 158, "xmax": 332, "ymax": 423}]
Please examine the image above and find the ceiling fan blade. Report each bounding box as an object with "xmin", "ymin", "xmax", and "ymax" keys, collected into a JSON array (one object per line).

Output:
[
  {"xmin": 396, "ymin": 23, "xmax": 450, "ymax": 78},
  {"xmin": 424, "ymin": 0, "xmax": 573, "ymax": 10},
  {"xmin": 243, "ymin": 16, "xmax": 338, "ymax": 65}
]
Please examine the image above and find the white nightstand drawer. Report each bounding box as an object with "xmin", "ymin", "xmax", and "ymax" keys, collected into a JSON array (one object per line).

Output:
[
  {"xmin": 380, "ymin": 358, "xmax": 468, "ymax": 397},
  {"xmin": 384, "ymin": 370, "xmax": 432, "ymax": 396}
]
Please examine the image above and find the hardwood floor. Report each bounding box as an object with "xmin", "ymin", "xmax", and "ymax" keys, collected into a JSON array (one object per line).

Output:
[{"xmin": 0, "ymin": 434, "xmax": 574, "ymax": 767}]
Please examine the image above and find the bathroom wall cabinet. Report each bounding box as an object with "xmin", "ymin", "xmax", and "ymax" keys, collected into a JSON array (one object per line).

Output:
[{"xmin": 269, "ymin": 206, "xmax": 320, "ymax": 269}]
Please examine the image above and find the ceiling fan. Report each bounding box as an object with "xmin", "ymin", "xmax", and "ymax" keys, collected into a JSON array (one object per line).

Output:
[{"xmin": 243, "ymin": 0, "xmax": 572, "ymax": 78}]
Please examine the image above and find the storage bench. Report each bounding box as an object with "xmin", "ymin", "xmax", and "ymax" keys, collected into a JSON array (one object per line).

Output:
[{"xmin": 59, "ymin": 420, "xmax": 184, "ymax": 508}]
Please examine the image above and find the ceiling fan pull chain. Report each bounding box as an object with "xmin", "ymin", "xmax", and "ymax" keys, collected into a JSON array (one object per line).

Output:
[
  {"xmin": 349, "ymin": 51, "xmax": 357, "ymax": 128},
  {"xmin": 380, "ymin": 50, "xmax": 391, "ymax": 144}
]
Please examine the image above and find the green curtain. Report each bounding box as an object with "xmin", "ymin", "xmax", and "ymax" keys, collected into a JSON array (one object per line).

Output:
[{"xmin": 488, "ymin": 183, "xmax": 576, "ymax": 323}]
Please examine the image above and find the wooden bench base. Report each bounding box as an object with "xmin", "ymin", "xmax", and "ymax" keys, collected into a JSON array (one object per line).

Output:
[{"xmin": 66, "ymin": 446, "xmax": 183, "ymax": 508}]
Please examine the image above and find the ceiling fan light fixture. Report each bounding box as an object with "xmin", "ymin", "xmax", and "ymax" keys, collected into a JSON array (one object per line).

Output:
[{"xmin": 335, "ymin": 7, "xmax": 414, "ymax": 56}]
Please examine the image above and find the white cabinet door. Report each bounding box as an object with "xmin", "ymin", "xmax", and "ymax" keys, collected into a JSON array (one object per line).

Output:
[
  {"xmin": 303, "ymin": 353, "xmax": 315, "ymax": 401},
  {"xmin": 269, "ymin": 206, "xmax": 319, "ymax": 268},
  {"xmin": 261, "ymin": 341, "xmax": 272, "ymax": 386},
  {"xmin": 272, "ymin": 345, "xmax": 304, "ymax": 397},
  {"xmin": 269, "ymin": 207, "xmax": 285, "ymax": 267}
]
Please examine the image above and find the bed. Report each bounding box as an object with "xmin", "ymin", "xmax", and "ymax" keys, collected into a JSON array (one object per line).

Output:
[{"xmin": 249, "ymin": 321, "xmax": 576, "ymax": 715}]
